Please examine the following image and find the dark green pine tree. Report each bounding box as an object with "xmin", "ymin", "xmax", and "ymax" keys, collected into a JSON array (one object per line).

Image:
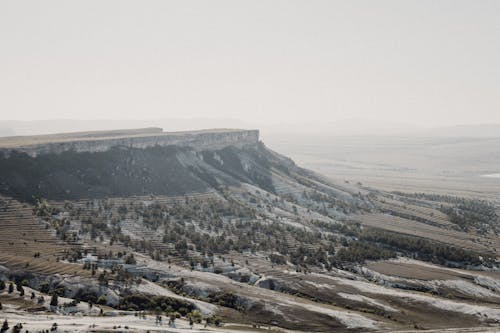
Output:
[
  {"xmin": 1, "ymin": 319, "xmax": 8, "ymax": 333},
  {"xmin": 50, "ymin": 294, "xmax": 58, "ymax": 307}
]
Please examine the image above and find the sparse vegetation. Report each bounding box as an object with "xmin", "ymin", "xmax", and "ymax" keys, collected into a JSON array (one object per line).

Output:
[{"xmin": 118, "ymin": 293, "xmax": 195, "ymax": 315}]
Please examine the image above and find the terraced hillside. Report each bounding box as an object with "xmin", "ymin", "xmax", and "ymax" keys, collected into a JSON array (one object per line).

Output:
[{"xmin": 0, "ymin": 196, "xmax": 88, "ymax": 276}]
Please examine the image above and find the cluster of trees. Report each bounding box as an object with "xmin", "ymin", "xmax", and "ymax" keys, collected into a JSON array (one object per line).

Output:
[
  {"xmin": 167, "ymin": 278, "xmax": 243, "ymax": 314},
  {"xmin": 440, "ymin": 200, "xmax": 499, "ymax": 233},
  {"xmin": 118, "ymin": 293, "xmax": 195, "ymax": 316},
  {"xmin": 393, "ymin": 192, "xmax": 499, "ymax": 234},
  {"xmin": 269, "ymin": 253, "xmax": 287, "ymax": 265},
  {"xmin": 0, "ymin": 278, "xmax": 63, "ymax": 310},
  {"xmin": 359, "ymin": 229, "xmax": 494, "ymax": 266},
  {"xmin": 393, "ymin": 192, "xmax": 486, "ymax": 205},
  {"xmin": 336, "ymin": 242, "xmax": 395, "ymax": 263},
  {"xmin": 64, "ymin": 196, "xmax": 331, "ymax": 267},
  {"xmin": 40, "ymin": 183, "xmax": 498, "ymax": 277},
  {"xmin": 74, "ymin": 288, "xmax": 102, "ymax": 305},
  {"xmin": 205, "ymin": 291, "xmax": 243, "ymax": 311},
  {"xmin": 0, "ymin": 279, "xmax": 29, "ymax": 297},
  {"xmin": 1, "ymin": 320, "xmax": 23, "ymax": 333},
  {"xmin": 33, "ymin": 198, "xmax": 56, "ymax": 218}
]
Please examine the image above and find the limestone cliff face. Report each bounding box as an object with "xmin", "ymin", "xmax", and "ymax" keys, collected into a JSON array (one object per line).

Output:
[
  {"xmin": 0, "ymin": 129, "xmax": 259, "ymax": 157},
  {"xmin": 0, "ymin": 129, "xmax": 269, "ymax": 201}
]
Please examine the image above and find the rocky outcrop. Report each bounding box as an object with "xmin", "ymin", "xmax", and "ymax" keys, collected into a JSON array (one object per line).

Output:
[
  {"xmin": 0, "ymin": 128, "xmax": 259, "ymax": 157},
  {"xmin": 0, "ymin": 133, "xmax": 271, "ymax": 201}
]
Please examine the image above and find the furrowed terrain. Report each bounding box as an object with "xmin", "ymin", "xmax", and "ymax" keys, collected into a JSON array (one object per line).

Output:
[{"xmin": 0, "ymin": 128, "xmax": 500, "ymax": 333}]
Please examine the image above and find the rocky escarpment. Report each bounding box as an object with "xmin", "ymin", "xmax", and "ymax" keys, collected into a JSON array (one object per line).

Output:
[
  {"xmin": 0, "ymin": 128, "xmax": 259, "ymax": 157},
  {"xmin": 0, "ymin": 129, "xmax": 276, "ymax": 201}
]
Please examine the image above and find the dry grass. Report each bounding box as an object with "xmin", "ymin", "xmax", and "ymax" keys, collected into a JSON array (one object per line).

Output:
[
  {"xmin": 353, "ymin": 213, "xmax": 499, "ymax": 254},
  {"xmin": 0, "ymin": 196, "xmax": 89, "ymax": 276},
  {"xmin": 366, "ymin": 261, "xmax": 468, "ymax": 280}
]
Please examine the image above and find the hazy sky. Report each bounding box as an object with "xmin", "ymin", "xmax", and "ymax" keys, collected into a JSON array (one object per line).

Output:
[{"xmin": 1, "ymin": 1, "xmax": 499, "ymax": 127}]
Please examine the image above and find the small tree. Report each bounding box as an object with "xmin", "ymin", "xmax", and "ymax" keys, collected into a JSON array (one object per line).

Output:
[
  {"xmin": 124, "ymin": 254, "xmax": 136, "ymax": 265},
  {"xmin": 0, "ymin": 319, "xmax": 8, "ymax": 333},
  {"xmin": 12, "ymin": 323, "xmax": 22, "ymax": 333},
  {"xmin": 40, "ymin": 281, "xmax": 50, "ymax": 293},
  {"xmin": 8, "ymin": 283, "xmax": 14, "ymax": 294},
  {"xmin": 189, "ymin": 310, "xmax": 202, "ymax": 323},
  {"xmin": 0, "ymin": 280, "xmax": 5, "ymax": 290},
  {"xmin": 96, "ymin": 295, "xmax": 106, "ymax": 305},
  {"xmin": 50, "ymin": 294, "xmax": 58, "ymax": 307}
]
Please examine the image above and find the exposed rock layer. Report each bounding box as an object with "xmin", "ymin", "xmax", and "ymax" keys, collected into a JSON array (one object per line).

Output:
[{"xmin": 0, "ymin": 128, "xmax": 259, "ymax": 157}]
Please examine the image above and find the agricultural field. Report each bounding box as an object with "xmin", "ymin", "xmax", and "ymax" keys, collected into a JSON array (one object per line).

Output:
[{"xmin": 266, "ymin": 134, "xmax": 500, "ymax": 203}]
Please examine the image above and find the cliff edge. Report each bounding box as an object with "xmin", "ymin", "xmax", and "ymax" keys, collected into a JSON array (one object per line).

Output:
[{"xmin": 0, "ymin": 128, "xmax": 259, "ymax": 157}]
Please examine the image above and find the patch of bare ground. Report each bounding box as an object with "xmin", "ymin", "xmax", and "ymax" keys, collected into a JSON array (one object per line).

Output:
[
  {"xmin": 221, "ymin": 324, "xmax": 288, "ymax": 332},
  {"xmin": 366, "ymin": 261, "xmax": 469, "ymax": 281},
  {"xmin": 0, "ymin": 292, "xmax": 40, "ymax": 309},
  {"xmin": 378, "ymin": 296, "xmax": 483, "ymax": 330},
  {"xmin": 366, "ymin": 259, "xmax": 500, "ymax": 304},
  {"xmin": 218, "ymin": 282, "xmax": 378, "ymax": 332},
  {"xmin": 244, "ymin": 302, "xmax": 348, "ymax": 333}
]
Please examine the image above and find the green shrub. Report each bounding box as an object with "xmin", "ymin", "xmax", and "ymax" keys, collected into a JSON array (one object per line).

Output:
[{"xmin": 97, "ymin": 295, "xmax": 107, "ymax": 305}]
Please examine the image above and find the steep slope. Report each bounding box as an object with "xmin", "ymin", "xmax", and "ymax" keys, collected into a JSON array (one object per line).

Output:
[{"xmin": 0, "ymin": 129, "xmax": 361, "ymax": 211}]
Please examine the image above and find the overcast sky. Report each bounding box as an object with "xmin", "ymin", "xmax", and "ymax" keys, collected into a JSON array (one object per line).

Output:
[{"xmin": 1, "ymin": 1, "xmax": 499, "ymax": 128}]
